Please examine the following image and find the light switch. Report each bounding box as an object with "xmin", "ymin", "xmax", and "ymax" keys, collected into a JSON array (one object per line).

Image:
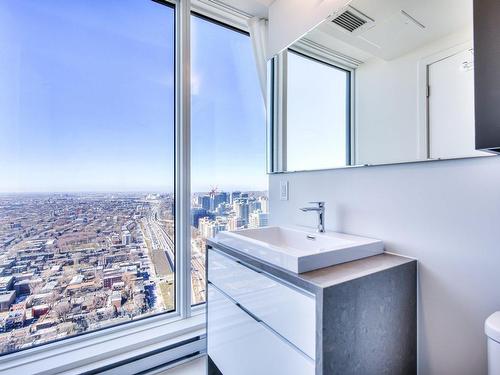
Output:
[{"xmin": 280, "ymin": 180, "xmax": 289, "ymax": 201}]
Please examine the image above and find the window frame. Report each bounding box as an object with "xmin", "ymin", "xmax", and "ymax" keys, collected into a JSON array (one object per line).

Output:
[
  {"xmin": 0, "ymin": 0, "xmax": 192, "ymax": 370},
  {"xmin": 189, "ymin": 10, "xmax": 261, "ymax": 308},
  {"xmin": 0, "ymin": 0, "xmax": 257, "ymax": 372},
  {"xmin": 268, "ymin": 42, "xmax": 357, "ymax": 172}
]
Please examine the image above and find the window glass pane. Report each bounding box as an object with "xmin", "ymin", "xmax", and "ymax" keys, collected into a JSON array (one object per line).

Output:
[
  {"xmin": 0, "ymin": 0, "xmax": 175, "ymax": 354},
  {"xmin": 286, "ymin": 51, "xmax": 350, "ymax": 171},
  {"xmin": 190, "ymin": 16, "xmax": 268, "ymax": 305}
]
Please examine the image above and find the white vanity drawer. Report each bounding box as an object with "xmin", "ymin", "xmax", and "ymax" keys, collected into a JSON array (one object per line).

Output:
[
  {"xmin": 208, "ymin": 248, "xmax": 316, "ymax": 359},
  {"xmin": 208, "ymin": 285, "xmax": 315, "ymax": 375}
]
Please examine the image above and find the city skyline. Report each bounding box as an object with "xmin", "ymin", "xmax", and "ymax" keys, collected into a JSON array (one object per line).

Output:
[
  {"xmin": 0, "ymin": 189, "xmax": 268, "ymax": 353},
  {"xmin": 0, "ymin": 188, "xmax": 268, "ymax": 195}
]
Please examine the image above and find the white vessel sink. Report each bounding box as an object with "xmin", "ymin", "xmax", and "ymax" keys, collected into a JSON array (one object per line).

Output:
[{"xmin": 214, "ymin": 226, "xmax": 384, "ymax": 273}]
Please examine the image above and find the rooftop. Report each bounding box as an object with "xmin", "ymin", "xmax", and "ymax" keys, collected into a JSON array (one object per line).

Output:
[{"xmin": 0, "ymin": 290, "xmax": 15, "ymax": 303}]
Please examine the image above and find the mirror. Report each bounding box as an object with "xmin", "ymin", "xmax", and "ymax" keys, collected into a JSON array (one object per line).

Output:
[{"xmin": 268, "ymin": 0, "xmax": 491, "ymax": 173}]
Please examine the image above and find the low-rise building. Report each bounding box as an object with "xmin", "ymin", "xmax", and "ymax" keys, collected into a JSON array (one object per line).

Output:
[
  {"xmin": 0, "ymin": 291, "xmax": 16, "ymax": 312},
  {"xmin": 103, "ymin": 271, "xmax": 123, "ymax": 288},
  {"xmin": 40, "ymin": 281, "xmax": 57, "ymax": 293},
  {"xmin": 32, "ymin": 304, "xmax": 50, "ymax": 318},
  {"xmin": 14, "ymin": 280, "xmax": 31, "ymax": 295},
  {"xmin": 110, "ymin": 291, "xmax": 122, "ymax": 309},
  {"xmin": 4, "ymin": 310, "xmax": 25, "ymax": 330},
  {"xmin": 0, "ymin": 276, "xmax": 14, "ymax": 291}
]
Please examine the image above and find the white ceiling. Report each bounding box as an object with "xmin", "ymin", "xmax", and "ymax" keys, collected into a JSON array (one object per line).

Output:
[
  {"xmin": 310, "ymin": 0, "xmax": 473, "ymax": 61},
  {"xmin": 215, "ymin": 0, "xmax": 472, "ymax": 62},
  {"xmin": 216, "ymin": 0, "xmax": 273, "ymax": 18}
]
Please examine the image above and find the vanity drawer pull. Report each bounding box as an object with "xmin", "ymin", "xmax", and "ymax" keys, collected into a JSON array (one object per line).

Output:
[
  {"xmin": 236, "ymin": 302, "xmax": 261, "ymax": 322},
  {"xmin": 236, "ymin": 259, "xmax": 262, "ymax": 273}
]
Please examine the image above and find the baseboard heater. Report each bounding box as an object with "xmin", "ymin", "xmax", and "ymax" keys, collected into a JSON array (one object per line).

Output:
[{"xmin": 82, "ymin": 335, "xmax": 207, "ymax": 375}]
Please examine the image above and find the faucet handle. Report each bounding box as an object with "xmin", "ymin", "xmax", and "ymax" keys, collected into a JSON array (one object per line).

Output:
[{"xmin": 308, "ymin": 201, "xmax": 325, "ymax": 207}]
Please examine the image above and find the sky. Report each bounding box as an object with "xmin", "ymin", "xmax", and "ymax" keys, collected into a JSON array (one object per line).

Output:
[
  {"xmin": 0, "ymin": 0, "xmax": 267, "ymax": 193},
  {"xmin": 287, "ymin": 51, "xmax": 349, "ymax": 171}
]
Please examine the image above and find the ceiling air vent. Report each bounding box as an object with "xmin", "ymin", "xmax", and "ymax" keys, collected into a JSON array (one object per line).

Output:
[{"xmin": 331, "ymin": 6, "xmax": 373, "ymax": 33}]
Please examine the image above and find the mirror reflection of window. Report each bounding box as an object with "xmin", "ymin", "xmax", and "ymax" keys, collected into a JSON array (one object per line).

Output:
[
  {"xmin": 286, "ymin": 51, "xmax": 351, "ymax": 171},
  {"xmin": 268, "ymin": 0, "xmax": 495, "ymax": 174}
]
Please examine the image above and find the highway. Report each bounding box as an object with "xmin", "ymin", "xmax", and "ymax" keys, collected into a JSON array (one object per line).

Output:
[
  {"xmin": 139, "ymin": 201, "xmax": 175, "ymax": 311},
  {"xmin": 141, "ymin": 200, "xmax": 206, "ymax": 306},
  {"xmin": 151, "ymin": 220, "xmax": 175, "ymax": 271},
  {"xmin": 142, "ymin": 216, "xmax": 172, "ymax": 276},
  {"xmin": 143, "ymin": 202, "xmax": 175, "ymax": 274},
  {"xmin": 190, "ymin": 244, "xmax": 206, "ymax": 305}
]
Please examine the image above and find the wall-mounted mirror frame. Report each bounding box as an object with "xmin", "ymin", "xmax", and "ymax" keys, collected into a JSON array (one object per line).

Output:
[{"xmin": 267, "ymin": 0, "xmax": 494, "ymax": 174}]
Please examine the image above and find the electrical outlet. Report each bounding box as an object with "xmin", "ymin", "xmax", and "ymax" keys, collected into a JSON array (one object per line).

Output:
[{"xmin": 280, "ymin": 180, "xmax": 289, "ymax": 201}]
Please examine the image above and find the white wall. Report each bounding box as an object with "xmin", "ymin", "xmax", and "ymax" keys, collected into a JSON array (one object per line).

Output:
[
  {"xmin": 269, "ymin": 155, "xmax": 500, "ymax": 375},
  {"xmin": 355, "ymin": 28, "xmax": 472, "ymax": 165}
]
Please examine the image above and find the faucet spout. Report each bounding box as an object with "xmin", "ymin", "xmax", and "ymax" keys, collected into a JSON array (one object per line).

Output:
[{"xmin": 299, "ymin": 202, "xmax": 325, "ymax": 233}]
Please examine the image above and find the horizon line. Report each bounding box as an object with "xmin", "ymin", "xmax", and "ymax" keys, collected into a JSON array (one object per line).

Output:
[{"xmin": 0, "ymin": 189, "xmax": 269, "ymax": 195}]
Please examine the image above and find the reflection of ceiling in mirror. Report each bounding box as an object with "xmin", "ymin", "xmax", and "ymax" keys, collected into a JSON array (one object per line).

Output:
[{"xmin": 303, "ymin": 0, "xmax": 472, "ymax": 61}]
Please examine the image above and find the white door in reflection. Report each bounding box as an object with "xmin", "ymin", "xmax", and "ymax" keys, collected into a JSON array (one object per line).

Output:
[{"xmin": 428, "ymin": 48, "xmax": 489, "ymax": 159}]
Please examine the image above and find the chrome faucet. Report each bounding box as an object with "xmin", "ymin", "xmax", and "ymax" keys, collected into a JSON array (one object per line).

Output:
[{"xmin": 300, "ymin": 202, "xmax": 325, "ymax": 233}]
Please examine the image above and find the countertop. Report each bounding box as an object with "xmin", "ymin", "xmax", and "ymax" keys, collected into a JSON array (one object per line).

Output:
[{"xmin": 207, "ymin": 238, "xmax": 416, "ymax": 294}]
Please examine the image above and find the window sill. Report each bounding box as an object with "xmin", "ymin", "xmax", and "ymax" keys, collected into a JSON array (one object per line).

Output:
[{"xmin": 0, "ymin": 309, "xmax": 206, "ymax": 375}]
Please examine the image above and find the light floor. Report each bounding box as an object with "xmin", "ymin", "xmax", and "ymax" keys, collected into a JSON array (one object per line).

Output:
[{"xmin": 159, "ymin": 356, "xmax": 206, "ymax": 375}]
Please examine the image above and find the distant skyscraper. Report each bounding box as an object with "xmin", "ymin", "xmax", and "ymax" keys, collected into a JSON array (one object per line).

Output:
[
  {"xmin": 198, "ymin": 195, "xmax": 211, "ymax": 211},
  {"xmin": 249, "ymin": 198, "xmax": 261, "ymax": 213},
  {"xmin": 215, "ymin": 203, "xmax": 230, "ymax": 216},
  {"xmin": 212, "ymin": 192, "xmax": 229, "ymax": 211},
  {"xmin": 230, "ymin": 191, "xmax": 241, "ymax": 204},
  {"xmin": 259, "ymin": 196, "xmax": 269, "ymax": 213},
  {"xmin": 199, "ymin": 217, "xmax": 228, "ymax": 239},
  {"xmin": 227, "ymin": 215, "xmax": 245, "ymax": 231},
  {"xmin": 191, "ymin": 208, "xmax": 213, "ymax": 228},
  {"xmin": 249, "ymin": 210, "xmax": 269, "ymax": 228},
  {"xmin": 234, "ymin": 199, "xmax": 249, "ymax": 225}
]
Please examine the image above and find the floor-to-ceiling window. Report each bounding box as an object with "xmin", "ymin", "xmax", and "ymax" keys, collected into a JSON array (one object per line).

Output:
[
  {"xmin": 0, "ymin": 0, "xmax": 176, "ymax": 354},
  {"xmin": 190, "ymin": 14, "xmax": 268, "ymax": 305}
]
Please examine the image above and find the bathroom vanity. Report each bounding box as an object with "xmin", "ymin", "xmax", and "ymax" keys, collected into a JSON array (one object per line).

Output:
[{"xmin": 206, "ymin": 234, "xmax": 417, "ymax": 375}]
